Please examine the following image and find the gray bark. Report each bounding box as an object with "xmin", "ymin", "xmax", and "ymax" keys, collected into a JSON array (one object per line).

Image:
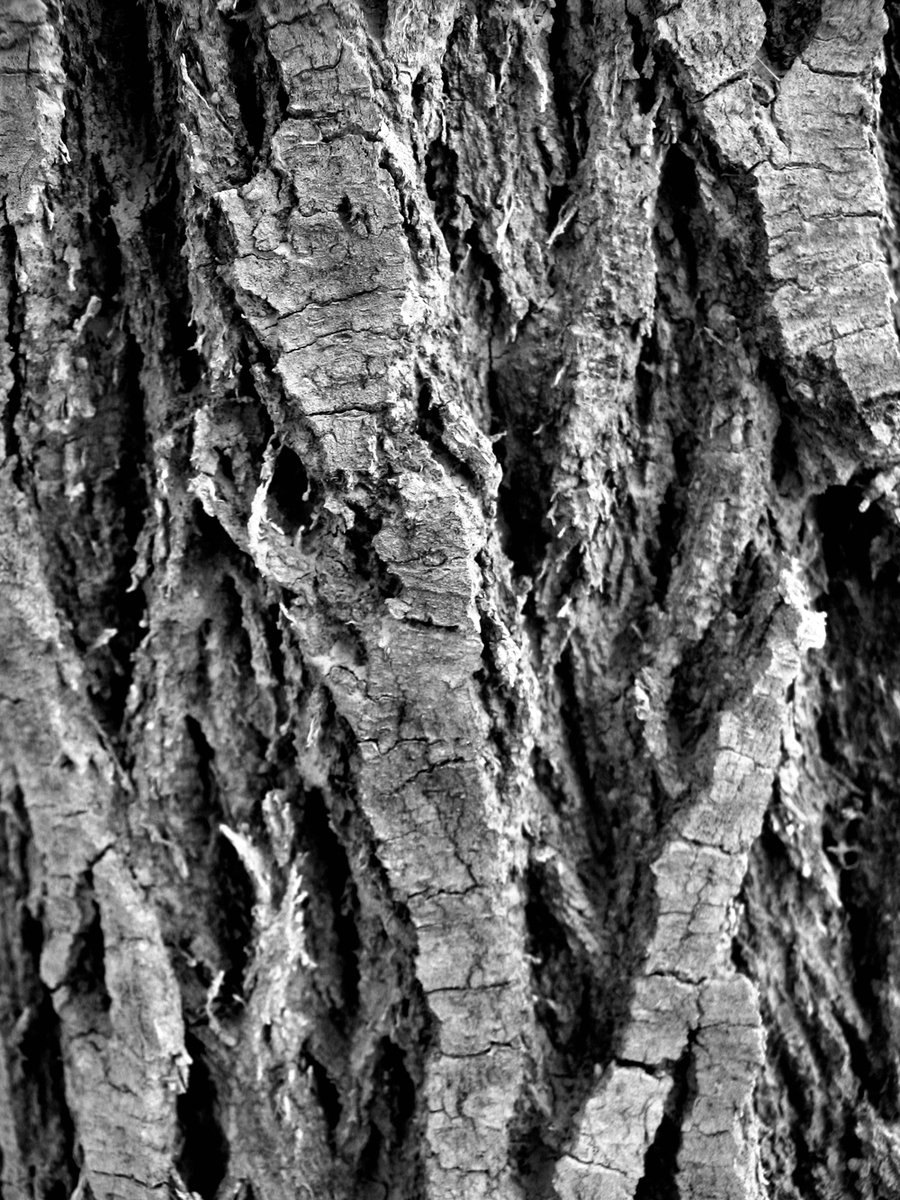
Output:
[{"xmin": 2, "ymin": 1, "xmax": 900, "ymax": 1198}]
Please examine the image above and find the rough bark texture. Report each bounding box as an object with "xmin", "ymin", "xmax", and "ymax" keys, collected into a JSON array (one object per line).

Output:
[{"xmin": 3, "ymin": 0, "xmax": 900, "ymax": 1198}]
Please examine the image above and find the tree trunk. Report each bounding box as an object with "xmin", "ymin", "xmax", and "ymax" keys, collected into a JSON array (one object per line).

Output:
[{"xmin": 2, "ymin": 0, "xmax": 900, "ymax": 1197}]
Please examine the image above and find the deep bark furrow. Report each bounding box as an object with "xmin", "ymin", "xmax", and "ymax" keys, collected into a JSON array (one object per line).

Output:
[
  {"xmin": 0, "ymin": 215, "xmax": 23, "ymax": 483},
  {"xmin": 633, "ymin": 1033, "xmax": 697, "ymax": 1200},
  {"xmin": 734, "ymin": 480, "xmax": 900, "ymax": 1197},
  {"xmin": 0, "ymin": 773, "xmax": 78, "ymax": 1200},
  {"xmin": 759, "ymin": 0, "xmax": 825, "ymax": 75}
]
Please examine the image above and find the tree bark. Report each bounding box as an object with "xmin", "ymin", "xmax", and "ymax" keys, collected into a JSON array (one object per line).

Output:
[{"xmin": 2, "ymin": 0, "xmax": 900, "ymax": 1197}]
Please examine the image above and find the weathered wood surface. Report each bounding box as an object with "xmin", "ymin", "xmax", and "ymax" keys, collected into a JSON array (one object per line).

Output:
[{"xmin": 3, "ymin": 1, "xmax": 900, "ymax": 1198}]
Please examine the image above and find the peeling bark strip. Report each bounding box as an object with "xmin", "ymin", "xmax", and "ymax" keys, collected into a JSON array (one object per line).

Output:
[{"xmin": 3, "ymin": 0, "xmax": 900, "ymax": 1197}]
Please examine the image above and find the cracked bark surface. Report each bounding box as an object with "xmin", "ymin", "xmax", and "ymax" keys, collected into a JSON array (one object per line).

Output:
[{"xmin": 3, "ymin": 1, "xmax": 900, "ymax": 1198}]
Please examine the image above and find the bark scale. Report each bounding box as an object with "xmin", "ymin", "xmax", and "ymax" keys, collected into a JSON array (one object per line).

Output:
[{"xmin": 2, "ymin": 1, "xmax": 900, "ymax": 1199}]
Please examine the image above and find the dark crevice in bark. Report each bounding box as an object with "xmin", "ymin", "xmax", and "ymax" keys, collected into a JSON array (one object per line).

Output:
[
  {"xmin": 2, "ymin": 993, "xmax": 77, "ymax": 1198},
  {"xmin": 736, "ymin": 479, "xmax": 900, "ymax": 1197},
  {"xmin": 234, "ymin": 342, "xmax": 279, "ymax": 449},
  {"xmin": 258, "ymin": 608, "xmax": 291, "ymax": 720},
  {"xmin": 140, "ymin": 156, "xmax": 203, "ymax": 393},
  {"xmin": 185, "ymin": 714, "xmax": 221, "ymax": 820},
  {"xmin": 64, "ymin": 873, "xmax": 113, "ymax": 1028},
  {"xmin": 644, "ymin": 145, "xmax": 704, "ymax": 609},
  {"xmin": 120, "ymin": 4, "xmax": 204, "ymax": 394},
  {"xmin": 518, "ymin": 646, "xmax": 662, "ymax": 1172},
  {"xmin": 553, "ymin": 648, "xmax": 599, "ymax": 826},
  {"xmin": 158, "ymin": 542, "xmax": 299, "ymax": 1024},
  {"xmin": 625, "ymin": 7, "xmax": 659, "ymax": 115},
  {"xmin": 266, "ymin": 444, "xmax": 316, "ymax": 538},
  {"xmin": 770, "ymin": 410, "xmax": 806, "ymax": 500},
  {"xmin": 219, "ymin": 0, "xmax": 289, "ymax": 173},
  {"xmin": 297, "ymin": 788, "xmax": 361, "ymax": 1034},
  {"xmin": 34, "ymin": 150, "xmax": 151, "ymax": 736},
  {"xmin": 415, "ymin": 377, "xmax": 483, "ymax": 495},
  {"xmin": 55, "ymin": 0, "xmax": 225, "ymax": 742},
  {"xmin": 83, "ymin": 329, "xmax": 150, "ymax": 737},
  {"xmin": 359, "ymin": 0, "xmax": 389, "ymax": 42},
  {"xmin": 108, "ymin": 3, "xmax": 203, "ymax": 388},
  {"xmin": 1, "ymin": 214, "xmax": 23, "ymax": 484},
  {"xmin": 175, "ymin": 1032, "xmax": 229, "ymax": 1200},
  {"xmin": 659, "ymin": 146, "xmax": 700, "ymax": 293},
  {"xmin": 514, "ymin": 856, "xmax": 603, "ymax": 1189},
  {"xmin": 644, "ymin": 121, "xmax": 788, "ymax": 617},
  {"xmin": 650, "ymin": 443, "xmax": 690, "ymax": 607},
  {"xmin": 525, "ymin": 864, "xmax": 597, "ymax": 1053},
  {"xmin": 773, "ymin": 1038, "xmax": 820, "ymax": 1199},
  {"xmin": 209, "ymin": 829, "xmax": 255, "ymax": 1016},
  {"xmin": 187, "ymin": 505, "xmax": 251, "ymax": 603},
  {"xmin": 515, "ymin": 1139, "xmax": 559, "ymax": 1200},
  {"xmin": 60, "ymin": 0, "xmax": 156, "ymax": 158},
  {"xmin": 346, "ymin": 505, "xmax": 403, "ymax": 602},
  {"xmin": 758, "ymin": 0, "xmax": 824, "ymax": 75},
  {"xmin": 489, "ymin": 323, "xmax": 563, "ymax": 579},
  {"xmin": 284, "ymin": 692, "xmax": 432, "ymax": 1199},
  {"xmin": 187, "ymin": 689, "xmax": 256, "ymax": 1019},
  {"xmin": 425, "ymin": 14, "xmax": 470, "ymax": 271},
  {"xmin": 423, "ymin": 137, "xmax": 464, "ymax": 268},
  {"xmin": 546, "ymin": 0, "xmax": 591, "ymax": 179},
  {"xmin": 460, "ymin": 224, "xmax": 504, "ymax": 328},
  {"xmin": 811, "ymin": 484, "xmax": 900, "ymax": 1122},
  {"xmin": 299, "ymin": 1043, "xmax": 343, "ymax": 1157},
  {"xmin": 356, "ymin": 1037, "xmax": 418, "ymax": 1195},
  {"xmin": 221, "ymin": 5, "xmax": 266, "ymax": 160},
  {"xmin": 634, "ymin": 323, "xmax": 658, "ymax": 429},
  {"xmin": 736, "ymin": 812, "xmax": 865, "ymax": 1200},
  {"xmin": 648, "ymin": 78, "xmax": 778, "ymax": 359},
  {"xmin": 0, "ymin": 777, "xmax": 78, "ymax": 1198},
  {"xmin": 633, "ymin": 1033, "xmax": 697, "ymax": 1200}
]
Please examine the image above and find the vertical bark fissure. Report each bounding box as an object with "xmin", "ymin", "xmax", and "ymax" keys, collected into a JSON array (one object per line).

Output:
[
  {"xmin": 47, "ymin": 0, "xmax": 177, "ymax": 737},
  {"xmin": 0, "ymin": 775, "xmax": 78, "ymax": 1200},
  {"xmin": 816, "ymin": 488, "xmax": 900, "ymax": 1124},
  {"xmin": 220, "ymin": 2, "xmax": 288, "ymax": 173},
  {"xmin": 60, "ymin": 868, "xmax": 114, "ymax": 1038},
  {"xmin": 303, "ymin": 702, "xmax": 434, "ymax": 1200},
  {"xmin": 632, "ymin": 1033, "xmax": 698, "ymax": 1200},
  {"xmin": 758, "ymin": 0, "xmax": 825, "ymax": 76},
  {"xmin": 175, "ymin": 1031, "xmax": 229, "ymax": 1200},
  {"xmin": 735, "ymin": 473, "xmax": 900, "ymax": 1196},
  {"xmin": 546, "ymin": 0, "xmax": 590, "ymax": 185},
  {"xmin": 0, "ymin": 213, "xmax": 23, "ymax": 484}
]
